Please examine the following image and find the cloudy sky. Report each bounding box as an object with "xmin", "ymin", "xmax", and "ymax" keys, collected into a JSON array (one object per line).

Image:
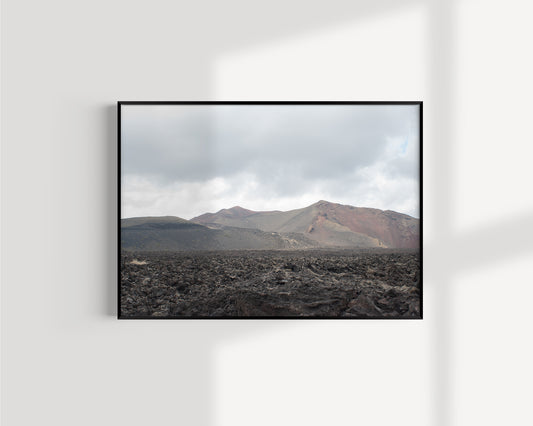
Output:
[{"xmin": 121, "ymin": 104, "xmax": 420, "ymax": 219}]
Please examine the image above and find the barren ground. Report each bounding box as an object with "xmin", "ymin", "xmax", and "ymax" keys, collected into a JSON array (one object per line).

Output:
[{"xmin": 120, "ymin": 249, "xmax": 421, "ymax": 318}]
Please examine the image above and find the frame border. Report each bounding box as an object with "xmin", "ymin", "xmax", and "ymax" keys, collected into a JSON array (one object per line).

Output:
[{"xmin": 117, "ymin": 101, "xmax": 423, "ymax": 320}]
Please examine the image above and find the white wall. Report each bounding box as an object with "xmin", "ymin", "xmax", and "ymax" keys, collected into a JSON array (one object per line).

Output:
[{"xmin": 2, "ymin": 1, "xmax": 532, "ymax": 425}]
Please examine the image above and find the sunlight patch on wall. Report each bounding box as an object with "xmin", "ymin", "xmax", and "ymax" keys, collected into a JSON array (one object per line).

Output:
[{"xmin": 214, "ymin": 6, "xmax": 427, "ymax": 101}]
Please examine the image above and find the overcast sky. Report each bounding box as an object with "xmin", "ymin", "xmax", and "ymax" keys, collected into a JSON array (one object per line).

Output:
[{"xmin": 121, "ymin": 104, "xmax": 420, "ymax": 219}]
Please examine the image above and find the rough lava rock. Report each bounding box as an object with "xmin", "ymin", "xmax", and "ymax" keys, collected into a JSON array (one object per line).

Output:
[{"xmin": 120, "ymin": 248, "xmax": 421, "ymax": 319}]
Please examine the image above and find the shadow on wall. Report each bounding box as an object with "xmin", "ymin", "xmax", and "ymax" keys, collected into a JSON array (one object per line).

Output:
[
  {"xmin": 428, "ymin": 2, "xmax": 533, "ymax": 426},
  {"xmin": 428, "ymin": 1, "xmax": 456, "ymax": 425},
  {"xmin": 105, "ymin": 105, "xmax": 117, "ymax": 317}
]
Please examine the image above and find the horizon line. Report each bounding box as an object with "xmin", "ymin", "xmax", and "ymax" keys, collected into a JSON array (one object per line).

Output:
[{"xmin": 120, "ymin": 199, "xmax": 420, "ymax": 221}]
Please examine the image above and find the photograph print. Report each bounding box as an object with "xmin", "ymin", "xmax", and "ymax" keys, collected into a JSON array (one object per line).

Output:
[{"xmin": 119, "ymin": 102, "xmax": 422, "ymax": 319}]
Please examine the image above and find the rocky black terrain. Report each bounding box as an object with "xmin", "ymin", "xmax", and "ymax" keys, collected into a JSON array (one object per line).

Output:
[{"xmin": 120, "ymin": 249, "xmax": 421, "ymax": 319}]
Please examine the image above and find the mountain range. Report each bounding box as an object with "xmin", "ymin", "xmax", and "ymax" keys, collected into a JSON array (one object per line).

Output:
[{"xmin": 121, "ymin": 200, "xmax": 420, "ymax": 251}]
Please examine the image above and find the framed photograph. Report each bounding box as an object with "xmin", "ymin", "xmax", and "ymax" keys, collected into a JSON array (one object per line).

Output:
[{"xmin": 118, "ymin": 101, "xmax": 422, "ymax": 319}]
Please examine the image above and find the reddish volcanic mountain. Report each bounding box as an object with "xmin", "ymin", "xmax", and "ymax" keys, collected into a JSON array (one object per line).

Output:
[
  {"xmin": 308, "ymin": 201, "xmax": 419, "ymax": 248},
  {"xmin": 191, "ymin": 200, "xmax": 419, "ymax": 249}
]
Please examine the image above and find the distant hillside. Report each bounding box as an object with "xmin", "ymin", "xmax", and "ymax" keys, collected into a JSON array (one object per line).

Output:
[
  {"xmin": 191, "ymin": 200, "xmax": 419, "ymax": 249},
  {"xmin": 121, "ymin": 216, "xmax": 320, "ymax": 251},
  {"xmin": 121, "ymin": 216, "xmax": 191, "ymax": 228},
  {"xmin": 122, "ymin": 201, "xmax": 419, "ymax": 251}
]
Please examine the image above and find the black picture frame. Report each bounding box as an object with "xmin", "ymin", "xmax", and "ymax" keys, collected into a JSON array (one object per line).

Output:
[{"xmin": 118, "ymin": 101, "xmax": 423, "ymax": 320}]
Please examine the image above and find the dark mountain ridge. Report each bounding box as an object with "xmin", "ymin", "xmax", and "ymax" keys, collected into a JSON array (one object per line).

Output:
[{"xmin": 121, "ymin": 216, "xmax": 320, "ymax": 251}]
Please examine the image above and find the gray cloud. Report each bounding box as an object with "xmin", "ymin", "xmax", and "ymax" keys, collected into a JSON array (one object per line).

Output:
[{"xmin": 121, "ymin": 104, "xmax": 420, "ymax": 218}]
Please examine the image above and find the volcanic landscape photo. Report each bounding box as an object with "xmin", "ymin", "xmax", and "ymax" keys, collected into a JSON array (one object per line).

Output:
[{"xmin": 119, "ymin": 102, "xmax": 421, "ymax": 319}]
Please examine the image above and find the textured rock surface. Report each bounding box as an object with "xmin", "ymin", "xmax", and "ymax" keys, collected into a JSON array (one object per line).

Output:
[{"xmin": 120, "ymin": 249, "xmax": 421, "ymax": 319}]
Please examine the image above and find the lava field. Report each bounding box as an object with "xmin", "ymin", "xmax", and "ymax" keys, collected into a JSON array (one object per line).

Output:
[{"xmin": 120, "ymin": 249, "xmax": 421, "ymax": 319}]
